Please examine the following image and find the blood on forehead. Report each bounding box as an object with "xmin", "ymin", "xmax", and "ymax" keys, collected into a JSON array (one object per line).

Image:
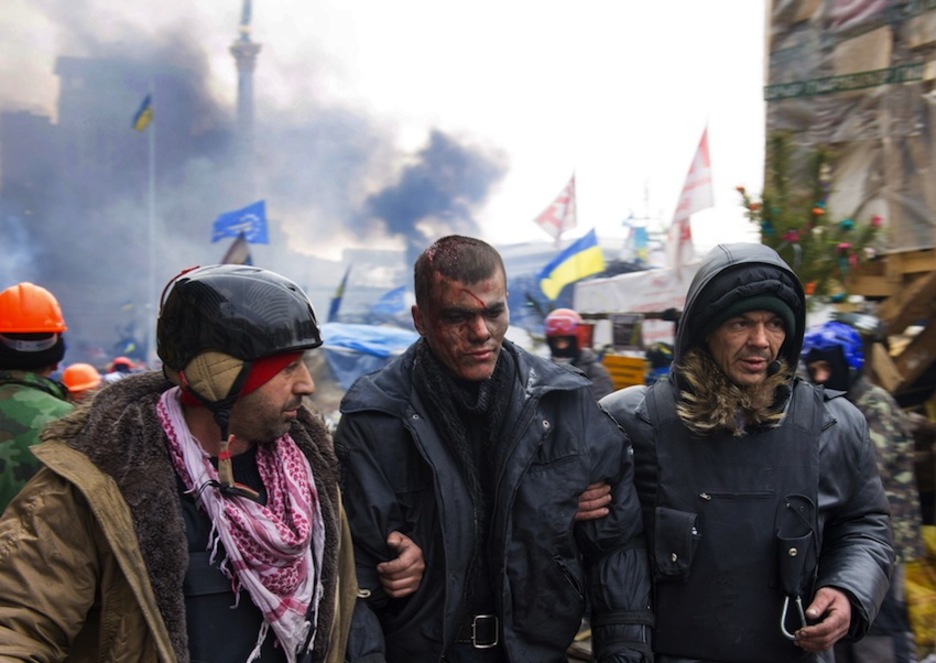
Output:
[
  {"xmin": 457, "ymin": 286, "xmax": 486, "ymax": 309},
  {"xmin": 429, "ymin": 272, "xmax": 501, "ymax": 307}
]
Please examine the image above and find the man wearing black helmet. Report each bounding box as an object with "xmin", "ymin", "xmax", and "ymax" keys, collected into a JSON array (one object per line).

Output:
[
  {"xmin": 602, "ymin": 243, "xmax": 894, "ymax": 662},
  {"xmin": 0, "ymin": 264, "xmax": 423, "ymax": 663}
]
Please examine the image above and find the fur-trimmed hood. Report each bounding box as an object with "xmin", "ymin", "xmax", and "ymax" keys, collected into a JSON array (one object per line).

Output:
[
  {"xmin": 667, "ymin": 243, "xmax": 805, "ymax": 435},
  {"xmin": 40, "ymin": 370, "xmax": 342, "ymax": 663}
]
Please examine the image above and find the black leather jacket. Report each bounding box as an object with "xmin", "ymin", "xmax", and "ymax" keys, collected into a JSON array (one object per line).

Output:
[{"xmin": 336, "ymin": 339, "xmax": 652, "ymax": 662}]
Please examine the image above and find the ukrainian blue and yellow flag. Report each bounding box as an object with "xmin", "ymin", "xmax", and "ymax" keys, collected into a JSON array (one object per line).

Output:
[
  {"xmin": 328, "ymin": 266, "xmax": 352, "ymax": 323},
  {"xmin": 132, "ymin": 94, "xmax": 153, "ymax": 132},
  {"xmin": 538, "ymin": 228, "xmax": 605, "ymax": 300}
]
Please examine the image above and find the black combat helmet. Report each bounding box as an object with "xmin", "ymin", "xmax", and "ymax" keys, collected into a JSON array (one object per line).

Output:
[
  {"xmin": 157, "ymin": 264, "xmax": 323, "ymax": 498},
  {"xmin": 157, "ymin": 264, "xmax": 322, "ymax": 372}
]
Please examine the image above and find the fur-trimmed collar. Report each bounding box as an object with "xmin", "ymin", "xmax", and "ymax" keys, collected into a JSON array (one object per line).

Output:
[
  {"xmin": 674, "ymin": 347, "xmax": 791, "ymax": 437},
  {"xmin": 40, "ymin": 370, "xmax": 341, "ymax": 663}
]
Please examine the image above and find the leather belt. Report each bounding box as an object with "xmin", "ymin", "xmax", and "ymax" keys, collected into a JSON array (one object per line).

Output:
[{"xmin": 455, "ymin": 613, "xmax": 500, "ymax": 649}]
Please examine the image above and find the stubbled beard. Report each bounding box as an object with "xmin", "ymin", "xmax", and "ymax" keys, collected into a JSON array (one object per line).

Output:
[{"xmin": 675, "ymin": 347, "xmax": 789, "ymax": 437}]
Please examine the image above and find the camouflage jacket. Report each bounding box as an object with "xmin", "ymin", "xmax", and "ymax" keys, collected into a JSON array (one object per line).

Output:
[
  {"xmin": 0, "ymin": 370, "xmax": 72, "ymax": 511},
  {"xmin": 849, "ymin": 377, "xmax": 925, "ymax": 563}
]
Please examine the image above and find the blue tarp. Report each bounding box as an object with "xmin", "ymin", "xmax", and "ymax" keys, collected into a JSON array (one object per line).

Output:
[{"xmin": 319, "ymin": 322, "xmax": 419, "ymax": 390}]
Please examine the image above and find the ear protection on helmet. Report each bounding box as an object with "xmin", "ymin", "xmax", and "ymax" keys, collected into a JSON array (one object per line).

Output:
[{"xmin": 157, "ymin": 265, "xmax": 322, "ymax": 495}]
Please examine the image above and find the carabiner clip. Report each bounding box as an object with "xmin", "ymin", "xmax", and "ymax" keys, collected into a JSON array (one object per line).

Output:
[{"xmin": 780, "ymin": 594, "xmax": 807, "ymax": 640}]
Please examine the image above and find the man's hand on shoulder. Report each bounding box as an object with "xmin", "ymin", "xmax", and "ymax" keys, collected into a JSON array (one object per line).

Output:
[
  {"xmin": 377, "ymin": 531, "xmax": 425, "ymax": 599},
  {"xmin": 575, "ymin": 481, "xmax": 611, "ymax": 521}
]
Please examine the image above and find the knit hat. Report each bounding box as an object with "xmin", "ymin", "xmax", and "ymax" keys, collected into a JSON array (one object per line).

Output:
[
  {"xmin": 692, "ymin": 260, "xmax": 803, "ymax": 349},
  {"xmin": 0, "ymin": 333, "xmax": 66, "ymax": 370},
  {"xmin": 702, "ymin": 294, "xmax": 796, "ymax": 340}
]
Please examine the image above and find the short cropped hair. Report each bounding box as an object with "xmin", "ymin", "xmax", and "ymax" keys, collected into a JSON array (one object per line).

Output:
[{"xmin": 413, "ymin": 235, "xmax": 506, "ymax": 309}]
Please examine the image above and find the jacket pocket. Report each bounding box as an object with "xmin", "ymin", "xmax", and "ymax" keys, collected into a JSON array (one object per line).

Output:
[
  {"xmin": 553, "ymin": 553, "xmax": 585, "ymax": 598},
  {"xmin": 653, "ymin": 507, "xmax": 700, "ymax": 581},
  {"xmin": 510, "ymin": 552, "xmax": 583, "ymax": 646}
]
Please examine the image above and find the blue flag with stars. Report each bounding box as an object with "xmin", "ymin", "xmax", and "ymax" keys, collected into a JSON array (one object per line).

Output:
[{"xmin": 211, "ymin": 200, "xmax": 269, "ymax": 244}]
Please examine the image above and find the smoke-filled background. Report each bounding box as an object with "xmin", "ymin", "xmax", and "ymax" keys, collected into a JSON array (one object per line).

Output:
[{"xmin": 1, "ymin": 0, "xmax": 765, "ymax": 364}]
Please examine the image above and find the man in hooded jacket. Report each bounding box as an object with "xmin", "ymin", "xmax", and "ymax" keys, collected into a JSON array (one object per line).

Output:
[{"xmin": 602, "ymin": 243, "xmax": 894, "ymax": 662}]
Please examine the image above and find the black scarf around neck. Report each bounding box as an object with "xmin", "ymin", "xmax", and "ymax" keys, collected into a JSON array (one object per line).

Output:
[{"xmin": 412, "ymin": 339, "xmax": 513, "ymax": 607}]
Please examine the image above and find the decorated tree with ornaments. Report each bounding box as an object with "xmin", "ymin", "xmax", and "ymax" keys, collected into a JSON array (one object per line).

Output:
[{"xmin": 738, "ymin": 132, "xmax": 882, "ymax": 301}]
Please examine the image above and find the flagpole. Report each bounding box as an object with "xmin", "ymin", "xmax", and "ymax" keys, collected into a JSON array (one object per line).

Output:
[{"xmin": 146, "ymin": 82, "xmax": 157, "ymax": 368}]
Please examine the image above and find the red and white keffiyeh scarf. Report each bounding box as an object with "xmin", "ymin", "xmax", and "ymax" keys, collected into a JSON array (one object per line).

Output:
[{"xmin": 158, "ymin": 387, "xmax": 325, "ymax": 663}]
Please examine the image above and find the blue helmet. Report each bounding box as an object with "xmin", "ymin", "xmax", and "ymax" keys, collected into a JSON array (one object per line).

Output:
[{"xmin": 801, "ymin": 321, "xmax": 864, "ymax": 371}]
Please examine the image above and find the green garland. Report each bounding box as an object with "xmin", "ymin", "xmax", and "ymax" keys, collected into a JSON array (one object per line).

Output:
[{"xmin": 738, "ymin": 133, "xmax": 881, "ymax": 301}]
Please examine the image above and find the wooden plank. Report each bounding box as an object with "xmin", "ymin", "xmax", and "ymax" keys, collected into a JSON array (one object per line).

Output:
[
  {"xmin": 848, "ymin": 253, "xmax": 902, "ymax": 298},
  {"xmin": 887, "ymin": 249, "xmax": 936, "ymax": 275},
  {"xmin": 871, "ymin": 342, "xmax": 904, "ymax": 393},
  {"xmin": 878, "ymin": 270, "xmax": 936, "ymax": 336},
  {"xmin": 894, "ymin": 321, "xmax": 936, "ymax": 389},
  {"xmin": 850, "ymin": 249, "xmax": 936, "ymax": 293},
  {"xmin": 848, "ymin": 273, "xmax": 900, "ymax": 299}
]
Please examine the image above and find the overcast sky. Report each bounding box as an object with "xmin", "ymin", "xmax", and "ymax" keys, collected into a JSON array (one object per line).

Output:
[{"xmin": 4, "ymin": 0, "xmax": 766, "ymax": 255}]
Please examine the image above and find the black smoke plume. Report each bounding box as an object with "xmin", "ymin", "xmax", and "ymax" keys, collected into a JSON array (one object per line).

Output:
[{"xmin": 1, "ymin": 3, "xmax": 507, "ymax": 364}]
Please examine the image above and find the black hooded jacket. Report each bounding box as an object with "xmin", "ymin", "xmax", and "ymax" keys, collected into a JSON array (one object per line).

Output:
[{"xmin": 601, "ymin": 243, "xmax": 893, "ymax": 662}]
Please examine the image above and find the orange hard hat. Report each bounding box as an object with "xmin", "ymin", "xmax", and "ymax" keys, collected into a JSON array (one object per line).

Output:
[
  {"xmin": 0, "ymin": 282, "xmax": 67, "ymax": 333},
  {"xmin": 112, "ymin": 356, "xmax": 133, "ymax": 368},
  {"xmin": 62, "ymin": 363, "xmax": 102, "ymax": 393}
]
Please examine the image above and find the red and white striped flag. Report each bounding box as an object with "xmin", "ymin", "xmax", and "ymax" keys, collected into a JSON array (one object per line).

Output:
[
  {"xmin": 533, "ymin": 173, "xmax": 577, "ymax": 244},
  {"xmin": 667, "ymin": 128, "xmax": 714, "ymax": 275}
]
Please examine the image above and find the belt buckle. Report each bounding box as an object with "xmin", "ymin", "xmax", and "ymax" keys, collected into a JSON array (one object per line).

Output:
[{"xmin": 471, "ymin": 614, "xmax": 499, "ymax": 649}]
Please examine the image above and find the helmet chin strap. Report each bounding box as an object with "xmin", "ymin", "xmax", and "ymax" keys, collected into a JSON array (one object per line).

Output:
[
  {"xmin": 178, "ymin": 361, "xmax": 261, "ymax": 501},
  {"xmin": 212, "ymin": 409, "xmax": 235, "ymax": 486},
  {"xmin": 211, "ymin": 405, "xmax": 261, "ymax": 501}
]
